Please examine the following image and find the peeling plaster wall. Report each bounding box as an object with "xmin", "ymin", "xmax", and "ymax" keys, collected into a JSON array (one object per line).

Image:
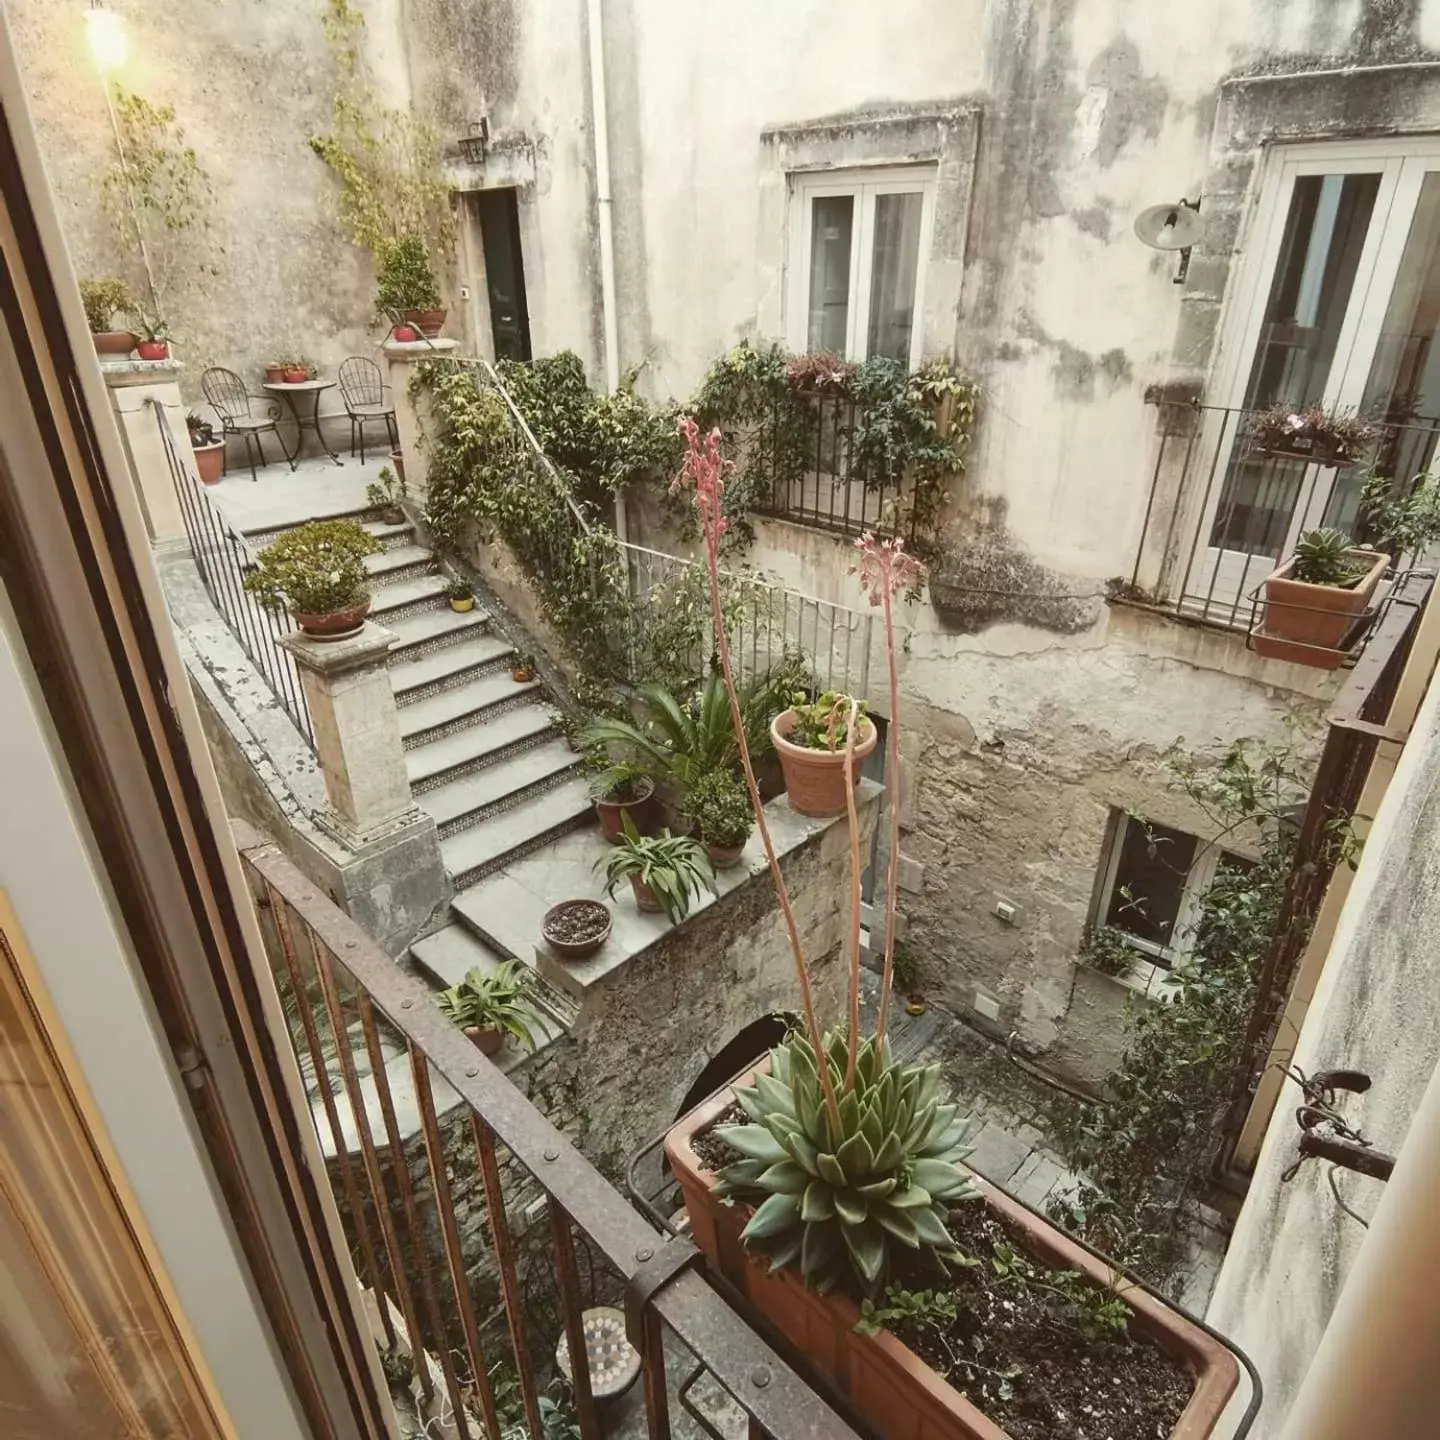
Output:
[
  {"xmin": 1207, "ymin": 664, "xmax": 1440, "ymax": 1438},
  {"xmin": 7, "ymin": 0, "xmax": 412, "ymax": 403}
]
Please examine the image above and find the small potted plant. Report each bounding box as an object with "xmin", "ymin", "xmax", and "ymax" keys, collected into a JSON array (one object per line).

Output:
[
  {"xmin": 598, "ymin": 813, "xmax": 713, "ymax": 923},
  {"xmin": 446, "ymin": 576, "xmax": 476, "ymax": 614},
  {"xmin": 390, "ymin": 322, "xmax": 420, "ymax": 344},
  {"xmin": 376, "ymin": 232, "xmax": 446, "ymax": 337},
  {"xmin": 1247, "ymin": 404, "xmax": 1377, "ymax": 468},
  {"xmin": 511, "ymin": 649, "xmax": 536, "ymax": 682},
  {"xmin": 280, "ymin": 356, "xmax": 315, "ymax": 384},
  {"xmin": 586, "ymin": 759, "xmax": 656, "ymax": 843},
  {"xmin": 78, "ymin": 277, "xmax": 137, "ymax": 355},
  {"xmin": 1254, "ymin": 526, "xmax": 1389, "ymax": 667},
  {"xmin": 186, "ymin": 411, "xmax": 225, "ymax": 484},
  {"xmin": 435, "ymin": 960, "xmax": 539, "ymax": 1056},
  {"xmin": 540, "ymin": 899, "xmax": 612, "ymax": 961},
  {"xmin": 135, "ymin": 316, "xmax": 170, "ymax": 362},
  {"xmin": 264, "ymin": 359, "xmax": 287, "ymax": 384},
  {"xmin": 770, "ymin": 690, "xmax": 876, "ymax": 817},
  {"xmin": 685, "ymin": 767, "xmax": 754, "ymax": 869},
  {"xmin": 243, "ymin": 518, "xmax": 384, "ymax": 638},
  {"xmin": 365, "ymin": 465, "xmax": 406, "ymax": 525}
]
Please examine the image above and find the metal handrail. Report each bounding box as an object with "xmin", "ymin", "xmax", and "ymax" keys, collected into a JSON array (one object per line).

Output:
[
  {"xmin": 157, "ymin": 404, "xmax": 314, "ymax": 747},
  {"xmin": 235, "ymin": 819, "xmax": 861, "ymax": 1440}
]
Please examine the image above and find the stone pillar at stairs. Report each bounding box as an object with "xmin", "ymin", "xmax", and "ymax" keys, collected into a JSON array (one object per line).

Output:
[
  {"xmin": 279, "ymin": 622, "xmax": 449, "ymax": 939},
  {"xmin": 383, "ymin": 336, "xmax": 460, "ymax": 504},
  {"xmin": 101, "ymin": 358, "xmax": 188, "ymax": 549}
]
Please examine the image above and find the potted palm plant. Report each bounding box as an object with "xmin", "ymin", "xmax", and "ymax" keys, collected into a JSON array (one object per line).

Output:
[
  {"xmin": 435, "ymin": 960, "xmax": 539, "ymax": 1056},
  {"xmin": 243, "ymin": 519, "xmax": 384, "ymax": 639},
  {"xmin": 663, "ymin": 418, "xmax": 1240, "ymax": 1440},
  {"xmin": 186, "ymin": 411, "xmax": 225, "ymax": 484},
  {"xmin": 79, "ymin": 277, "xmax": 138, "ymax": 355},
  {"xmin": 685, "ymin": 766, "xmax": 755, "ymax": 869},
  {"xmin": 598, "ymin": 814, "xmax": 713, "ymax": 923},
  {"xmin": 770, "ymin": 690, "xmax": 877, "ymax": 817},
  {"xmin": 586, "ymin": 759, "xmax": 657, "ymax": 843},
  {"xmin": 1254, "ymin": 527, "xmax": 1389, "ymax": 667}
]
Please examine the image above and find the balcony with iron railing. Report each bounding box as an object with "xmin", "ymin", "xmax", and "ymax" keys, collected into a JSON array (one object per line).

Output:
[{"xmin": 1126, "ymin": 399, "xmax": 1439, "ymax": 668}]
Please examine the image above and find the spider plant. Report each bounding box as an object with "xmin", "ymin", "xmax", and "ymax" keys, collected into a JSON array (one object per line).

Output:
[
  {"xmin": 597, "ymin": 813, "xmax": 714, "ymax": 924},
  {"xmin": 435, "ymin": 961, "xmax": 540, "ymax": 1050}
]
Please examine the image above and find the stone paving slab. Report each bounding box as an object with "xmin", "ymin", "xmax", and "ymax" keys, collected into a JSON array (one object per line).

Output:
[{"xmin": 962, "ymin": 1120, "xmax": 1035, "ymax": 1186}]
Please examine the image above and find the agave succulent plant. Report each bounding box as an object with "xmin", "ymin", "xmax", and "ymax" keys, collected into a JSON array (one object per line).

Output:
[{"xmin": 714, "ymin": 1031, "xmax": 977, "ymax": 1297}]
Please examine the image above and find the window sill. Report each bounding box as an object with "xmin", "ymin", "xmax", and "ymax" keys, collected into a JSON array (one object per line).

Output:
[{"xmin": 1080, "ymin": 958, "xmax": 1180, "ymax": 1002}]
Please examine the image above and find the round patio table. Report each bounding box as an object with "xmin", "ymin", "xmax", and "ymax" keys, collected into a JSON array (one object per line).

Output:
[{"xmin": 262, "ymin": 379, "xmax": 342, "ymax": 470}]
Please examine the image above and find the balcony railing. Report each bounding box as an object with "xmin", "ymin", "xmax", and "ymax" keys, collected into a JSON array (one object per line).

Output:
[
  {"xmin": 1127, "ymin": 400, "xmax": 1439, "ymax": 659},
  {"xmin": 233, "ymin": 819, "xmax": 860, "ymax": 1440}
]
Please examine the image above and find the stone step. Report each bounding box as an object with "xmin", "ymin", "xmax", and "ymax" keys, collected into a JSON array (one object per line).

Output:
[
  {"xmin": 370, "ymin": 573, "xmax": 448, "ymax": 617},
  {"xmin": 241, "ymin": 502, "xmax": 374, "ymax": 543},
  {"xmin": 365, "ymin": 544, "xmax": 433, "ymax": 585},
  {"xmin": 439, "ymin": 777, "xmax": 594, "ymax": 888},
  {"xmin": 362, "ymin": 518, "xmax": 416, "ymax": 550},
  {"xmin": 416, "ymin": 740, "xmax": 584, "ymax": 835},
  {"xmin": 383, "ymin": 606, "xmax": 492, "ymax": 660},
  {"xmin": 451, "ymin": 873, "xmax": 555, "ymax": 962},
  {"xmin": 406, "ymin": 704, "xmax": 561, "ymax": 792},
  {"xmin": 391, "ymin": 633, "xmax": 515, "ymax": 703},
  {"xmin": 399, "ymin": 672, "xmax": 541, "ymax": 748}
]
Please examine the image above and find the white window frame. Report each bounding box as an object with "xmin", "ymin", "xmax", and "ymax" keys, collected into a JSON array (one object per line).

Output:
[
  {"xmin": 785, "ymin": 165, "xmax": 937, "ymax": 368},
  {"xmin": 1093, "ymin": 814, "xmax": 1237, "ymax": 998}
]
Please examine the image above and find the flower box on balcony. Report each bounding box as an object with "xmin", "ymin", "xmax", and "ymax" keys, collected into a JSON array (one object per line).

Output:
[{"xmin": 666, "ymin": 1064, "xmax": 1240, "ymax": 1440}]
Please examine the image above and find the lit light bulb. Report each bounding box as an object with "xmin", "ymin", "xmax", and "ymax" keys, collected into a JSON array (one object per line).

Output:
[{"xmin": 85, "ymin": 5, "xmax": 127, "ymax": 71}]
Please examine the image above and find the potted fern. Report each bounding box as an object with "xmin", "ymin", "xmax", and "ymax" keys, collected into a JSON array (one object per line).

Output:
[
  {"xmin": 1255, "ymin": 527, "xmax": 1389, "ymax": 667},
  {"xmin": 663, "ymin": 419, "xmax": 1240, "ymax": 1440},
  {"xmin": 598, "ymin": 814, "xmax": 713, "ymax": 923},
  {"xmin": 585, "ymin": 758, "xmax": 657, "ymax": 843},
  {"xmin": 435, "ymin": 960, "xmax": 540, "ymax": 1056},
  {"xmin": 243, "ymin": 519, "xmax": 384, "ymax": 638}
]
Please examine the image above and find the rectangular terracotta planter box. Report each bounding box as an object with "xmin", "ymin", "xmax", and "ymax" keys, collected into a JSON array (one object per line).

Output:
[
  {"xmin": 1254, "ymin": 548, "xmax": 1388, "ymax": 668},
  {"xmin": 666, "ymin": 1067, "xmax": 1240, "ymax": 1440}
]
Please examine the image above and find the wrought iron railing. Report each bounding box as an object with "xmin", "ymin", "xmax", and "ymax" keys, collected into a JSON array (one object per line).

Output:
[
  {"xmin": 234, "ymin": 820, "xmax": 860, "ymax": 1440},
  {"xmin": 158, "ymin": 404, "xmax": 314, "ymax": 746},
  {"xmin": 1128, "ymin": 400, "xmax": 1440, "ymax": 648}
]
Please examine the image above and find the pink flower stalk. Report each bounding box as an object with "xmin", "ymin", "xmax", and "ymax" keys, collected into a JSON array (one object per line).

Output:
[
  {"xmin": 675, "ymin": 416, "xmax": 840, "ymax": 1123},
  {"xmin": 851, "ymin": 532, "xmax": 926, "ymax": 1043}
]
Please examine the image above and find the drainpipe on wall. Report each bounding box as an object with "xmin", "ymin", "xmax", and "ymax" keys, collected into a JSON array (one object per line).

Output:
[{"xmin": 585, "ymin": 0, "xmax": 627, "ymax": 544}]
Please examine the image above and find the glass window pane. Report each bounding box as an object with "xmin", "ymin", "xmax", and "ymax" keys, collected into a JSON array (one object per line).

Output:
[
  {"xmin": 867, "ymin": 191, "xmax": 924, "ymax": 362},
  {"xmin": 1211, "ymin": 172, "xmax": 1382, "ymax": 555},
  {"xmin": 1106, "ymin": 819, "xmax": 1198, "ymax": 953},
  {"xmin": 806, "ymin": 194, "xmax": 854, "ymax": 355}
]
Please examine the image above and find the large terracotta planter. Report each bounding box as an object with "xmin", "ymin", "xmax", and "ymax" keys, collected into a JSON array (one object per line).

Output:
[
  {"xmin": 91, "ymin": 330, "xmax": 137, "ymax": 356},
  {"xmin": 1254, "ymin": 548, "xmax": 1388, "ymax": 669},
  {"xmin": 192, "ymin": 440, "xmax": 225, "ymax": 484},
  {"xmin": 292, "ymin": 601, "xmax": 371, "ymax": 640},
  {"xmin": 770, "ymin": 710, "xmax": 877, "ymax": 817},
  {"xmin": 667, "ymin": 1066, "xmax": 1240, "ymax": 1440},
  {"xmin": 595, "ymin": 776, "xmax": 656, "ymax": 843},
  {"xmin": 403, "ymin": 307, "xmax": 447, "ymax": 338}
]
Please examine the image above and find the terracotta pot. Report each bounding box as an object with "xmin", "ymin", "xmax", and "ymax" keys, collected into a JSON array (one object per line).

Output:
[
  {"xmin": 450, "ymin": 596, "xmax": 475, "ymax": 614},
  {"xmin": 282, "ymin": 367, "xmax": 308, "ymax": 384},
  {"xmin": 595, "ymin": 776, "xmax": 656, "ymax": 843},
  {"xmin": 540, "ymin": 899, "xmax": 612, "ymax": 960},
  {"xmin": 704, "ymin": 839, "xmax": 746, "ymax": 870},
  {"xmin": 379, "ymin": 504, "xmax": 405, "ymax": 525},
  {"xmin": 292, "ymin": 601, "xmax": 371, "ymax": 640},
  {"xmin": 511, "ymin": 665, "xmax": 535, "ymax": 681},
  {"xmin": 463, "ymin": 1024, "xmax": 503, "ymax": 1056},
  {"xmin": 136, "ymin": 340, "xmax": 169, "ymax": 361},
  {"xmin": 629, "ymin": 875, "xmax": 662, "ymax": 913},
  {"xmin": 264, "ymin": 364, "xmax": 286, "ymax": 383},
  {"xmin": 1255, "ymin": 548, "xmax": 1389, "ymax": 669},
  {"xmin": 91, "ymin": 330, "xmax": 137, "ymax": 356},
  {"xmin": 667, "ymin": 1065, "xmax": 1241, "ymax": 1440},
  {"xmin": 391, "ymin": 324, "xmax": 420, "ymax": 343},
  {"xmin": 191, "ymin": 440, "xmax": 225, "ymax": 484},
  {"xmin": 390, "ymin": 448, "xmax": 407, "ymax": 485},
  {"xmin": 754, "ymin": 751, "xmax": 785, "ymax": 802},
  {"xmin": 770, "ymin": 709, "xmax": 877, "ymax": 817},
  {"xmin": 403, "ymin": 307, "xmax": 447, "ymax": 338}
]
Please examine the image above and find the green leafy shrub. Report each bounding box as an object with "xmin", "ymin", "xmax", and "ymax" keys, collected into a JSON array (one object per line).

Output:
[
  {"xmin": 685, "ymin": 767, "xmax": 754, "ymax": 848},
  {"xmin": 243, "ymin": 519, "xmax": 382, "ymax": 615},
  {"xmin": 714, "ymin": 1031, "xmax": 977, "ymax": 1296},
  {"xmin": 1291, "ymin": 528, "xmax": 1369, "ymax": 587},
  {"xmin": 1080, "ymin": 924, "xmax": 1136, "ymax": 978},
  {"xmin": 436, "ymin": 960, "xmax": 540, "ymax": 1050},
  {"xmin": 598, "ymin": 814, "xmax": 713, "ymax": 924},
  {"xmin": 79, "ymin": 277, "xmax": 136, "ymax": 332},
  {"xmin": 1359, "ymin": 463, "xmax": 1440, "ymax": 562},
  {"xmin": 375, "ymin": 231, "xmax": 440, "ymax": 313},
  {"xmin": 785, "ymin": 691, "xmax": 869, "ymax": 751}
]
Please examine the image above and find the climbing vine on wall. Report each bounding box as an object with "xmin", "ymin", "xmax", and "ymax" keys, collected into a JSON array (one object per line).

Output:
[{"xmin": 1048, "ymin": 737, "xmax": 1351, "ymax": 1291}]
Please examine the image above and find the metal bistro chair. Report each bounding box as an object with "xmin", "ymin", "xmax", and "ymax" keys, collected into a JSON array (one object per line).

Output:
[
  {"xmin": 337, "ymin": 356, "xmax": 398, "ymax": 463},
  {"xmin": 200, "ymin": 367, "xmax": 281, "ymax": 482}
]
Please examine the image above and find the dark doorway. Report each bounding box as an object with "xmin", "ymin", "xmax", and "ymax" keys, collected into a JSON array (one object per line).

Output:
[
  {"xmin": 675, "ymin": 1013, "xmax": 792, "ymax": 1119},
  {"xmin": 476, "ymin": 188, "xmax": 532, "ymax": 361}
]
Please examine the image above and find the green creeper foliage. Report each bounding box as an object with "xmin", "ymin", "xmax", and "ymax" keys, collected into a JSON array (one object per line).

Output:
[{"xmin": 715, "ymin": 1032, "xmax": 978, "ymax": 1297}]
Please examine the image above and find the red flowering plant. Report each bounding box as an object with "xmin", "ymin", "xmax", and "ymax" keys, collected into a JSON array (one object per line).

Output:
[{"xmin": 673, "ymin": 417, "xmax": 975, "ymax": 1297}]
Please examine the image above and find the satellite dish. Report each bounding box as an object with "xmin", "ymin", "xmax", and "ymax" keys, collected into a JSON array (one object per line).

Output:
[{"xmin": 1134, "ymin": 201, "xmax": 1202, "ymax": 251}]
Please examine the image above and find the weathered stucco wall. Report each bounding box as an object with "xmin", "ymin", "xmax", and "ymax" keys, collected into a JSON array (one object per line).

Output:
[{"xmin": 1207, "ymin": 664, "xmax": 1440, "ymax": 1437}]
